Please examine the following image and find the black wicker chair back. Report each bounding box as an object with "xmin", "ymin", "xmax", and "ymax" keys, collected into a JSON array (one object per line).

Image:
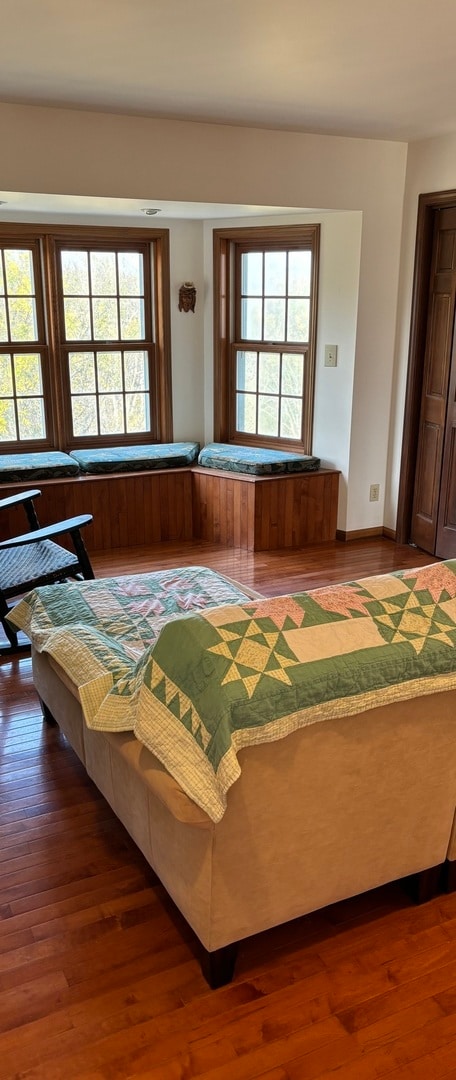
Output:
[{"xmin": 0, "ymin": 489, "xmax": 94, "ymax": 653}]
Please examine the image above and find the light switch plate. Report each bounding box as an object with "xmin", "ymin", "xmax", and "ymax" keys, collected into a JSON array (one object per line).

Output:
[{"xmin": 324, "ymin": 345, "xmax": 338, "ymax": 367}]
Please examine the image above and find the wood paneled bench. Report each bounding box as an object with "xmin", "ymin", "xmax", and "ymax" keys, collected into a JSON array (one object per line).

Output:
[
  {"xmin": 191, "ymin": 465, "xmax": 339, "ymax": 550},
  {"xmin": 1, "ymin": 465, "xmax": 339, "ymax": 552},
  {"xmin": 0, "ymin": 444, "xmax": 339, "ymax": 552}
]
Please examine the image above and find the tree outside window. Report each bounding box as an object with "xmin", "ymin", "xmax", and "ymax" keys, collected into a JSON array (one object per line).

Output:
[
  {"xmin": 0, "ymin": 226, "xmax": 172, "ymax": 451},
  {"xmin": 213, "ymin": 224, "xmax": 320, "ymax": 453}
]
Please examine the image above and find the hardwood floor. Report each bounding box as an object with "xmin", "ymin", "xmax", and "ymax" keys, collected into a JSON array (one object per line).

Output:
[{"xmin": 2, "ymin": 537, "xmax": 456, "ymax": 1079}]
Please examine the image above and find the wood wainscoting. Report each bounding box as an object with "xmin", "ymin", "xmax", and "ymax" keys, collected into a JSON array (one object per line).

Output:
[
  {"xmin": 0, "ymin": 468, "xmax": 195, "ymax": 552},
  {"xmin": 0, "ymin": 466, "xmax": 339, "ymax": 553},
  {"xmin": 192, "ymin": 466, "xmax": 340, "ymax": 550}
]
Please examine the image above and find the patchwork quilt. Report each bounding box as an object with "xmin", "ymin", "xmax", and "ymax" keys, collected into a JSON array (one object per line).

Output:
[
  {"xmin": 9, "ymin": 561, "xmax": 456, "ymax": 822},
  {"xmin": 8, "ymin": 567, "xmax": 257, "ymax": 729}
]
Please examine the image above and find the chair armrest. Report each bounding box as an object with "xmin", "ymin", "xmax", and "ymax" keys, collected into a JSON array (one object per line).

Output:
[
  {"xmin": 0, "ymin": 488, "xmax": 41, "ymax": 512},
  {"xmin": 0, "ymin": 514, "xmax": 93, "ymax": 548}
]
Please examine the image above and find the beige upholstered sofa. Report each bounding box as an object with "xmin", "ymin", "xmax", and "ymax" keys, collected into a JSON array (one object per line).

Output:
[{"xmin": 32, "ymin": 644, "xmax": 456, "ymax": 987}]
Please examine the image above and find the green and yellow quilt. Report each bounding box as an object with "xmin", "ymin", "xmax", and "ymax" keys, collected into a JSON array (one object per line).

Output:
[{"xmin": 9, "ymin": 561, "xmax": 456, "ymax": 822}]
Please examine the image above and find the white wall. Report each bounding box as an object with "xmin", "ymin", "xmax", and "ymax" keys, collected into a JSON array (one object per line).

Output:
[
  {"xmin": 387, "ymin": 132, "xmax": 456, "ymax": 532},
  {"xmin": 0, "ymin": 101, "xmax": 408, "ymax": 533},
  {"xmin": 167, "ymin": 220, "xmax": 205, "ymax": 442}
]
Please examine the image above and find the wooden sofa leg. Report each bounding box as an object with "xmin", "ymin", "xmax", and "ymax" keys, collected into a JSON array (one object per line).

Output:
[
  {"xmin": 39, "ymin": 697, "xmax": 57, "ymax": 726},
  {"xmin": 403, "ymin": 863, "xmax": 446, "ymax": 904},
  {"xmin": 200, "ymin": 943, "xmax": 238, "ymax": 988},
  {"xmin": 443, "ymin": 860, "xmax": 456, "ymax": 893}
]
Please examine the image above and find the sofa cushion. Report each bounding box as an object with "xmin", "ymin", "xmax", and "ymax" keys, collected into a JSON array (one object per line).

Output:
[
  {"xmin": 0, "ymin": 451, "xmax": 79, "ymax": 482},
  {"xmin": 70, "ymin": 441, "xmax": 200, "ymax": 475},
  {"xmin": 198, "ymin": 443, "xmax": 320, "ymax": 475}
]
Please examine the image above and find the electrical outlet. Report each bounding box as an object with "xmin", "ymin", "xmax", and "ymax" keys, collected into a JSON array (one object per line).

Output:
[{"xmin": 369, "ymin": 483, "xmax": 380, "ymax": 502}]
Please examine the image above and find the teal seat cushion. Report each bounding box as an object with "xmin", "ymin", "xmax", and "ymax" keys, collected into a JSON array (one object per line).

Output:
[
  {"xmin": 70, "ymin": 442, "xmax": 200, "ymax": 475},
  {"xmin": 0, "ymin": 451, "xmax": 80, "ymax": 482},
  {"xmin": 197, "ymin": 443, "xmax": 320, "ymax": 476}
]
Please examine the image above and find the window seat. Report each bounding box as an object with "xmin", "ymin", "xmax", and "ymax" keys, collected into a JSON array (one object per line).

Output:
[
  {"xmin": 0, "ymin": 445, "xmax": 339, "ymax": 552},
  {"xmin": 197, "ymin": 443, "xmax": 320, "ymax": 475},
  {"xmin": 69, "ymin": 442, "xmax": 200, "ymax": 475},
  {"xmin": 0, "ymin": 451, "xmax": 79, "ymax": 482},
  {"xmin": 0, "ymin": 443, "xmax": 200, "ymax": 484}
]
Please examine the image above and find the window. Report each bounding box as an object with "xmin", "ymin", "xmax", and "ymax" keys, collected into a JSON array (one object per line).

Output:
[
  {"xmin": 0, "ymin": 226, "xmax": 172, "ymax": 450},
  {"xmin": 0, "ymin": 243, "xmax": 49, "ymax": 442},
  {"xmin": 213, "ymin": 224, "xmax": 320, "ymax": 452}
]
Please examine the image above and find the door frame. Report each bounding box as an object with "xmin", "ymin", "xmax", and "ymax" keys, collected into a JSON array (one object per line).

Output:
[{"xmin": 396, "ymin": 188, "xmax": 456, "ymax": 545}]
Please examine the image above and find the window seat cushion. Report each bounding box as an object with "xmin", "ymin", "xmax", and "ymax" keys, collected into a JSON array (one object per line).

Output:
[
  {"xmin": 197, "ymin": 443, "xmax": 321, "ymax": 476},
  {"xmin": 0, "ymin": 451, "xmax": 80, "ymax": 482},
  {"xmin": 70, "ymin": 442, "xmax": 200, "ymax": 475}
]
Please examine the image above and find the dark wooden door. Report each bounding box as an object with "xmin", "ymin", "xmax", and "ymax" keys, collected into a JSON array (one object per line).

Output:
[
  {"xmin": 410, "ymin": 207, "xmax": 456, "ymax": 555},
  {"xmin": 436, "ymin": 322, "xmax": 456, "ymax": 556}
]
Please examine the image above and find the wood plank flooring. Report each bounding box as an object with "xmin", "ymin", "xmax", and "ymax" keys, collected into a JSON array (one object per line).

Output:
[{"xmin": 2, "ymin": 537, "xmax": 456, "ymax": 1079}]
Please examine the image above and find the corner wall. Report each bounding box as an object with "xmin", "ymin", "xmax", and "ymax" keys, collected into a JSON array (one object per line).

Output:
[{"xmin": 0, "ymin": 102, "xmax": 408, "ymax": 534}]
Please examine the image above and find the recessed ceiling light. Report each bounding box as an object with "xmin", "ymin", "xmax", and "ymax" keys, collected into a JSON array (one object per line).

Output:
[{"xmin": 141, "ymin": 207, "xmax": 161, "ymax": 216}]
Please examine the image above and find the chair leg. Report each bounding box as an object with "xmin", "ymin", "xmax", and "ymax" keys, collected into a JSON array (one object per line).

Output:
[
  {"xmin": 69, "ymin": 527, "xmax": 95, "ymax": 580},
  {"xmin": 0, "ymin": 597, "xmax": 23, "ymax": 654}
]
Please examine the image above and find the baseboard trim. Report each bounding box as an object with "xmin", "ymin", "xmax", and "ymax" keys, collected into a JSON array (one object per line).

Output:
[
  {"xmin": 336, "ymin": 526, "xmax": 385, "ymax": 542},
  {"xmin": 382, "ymin": 526, "xmax": 396, "ymax": 541}
]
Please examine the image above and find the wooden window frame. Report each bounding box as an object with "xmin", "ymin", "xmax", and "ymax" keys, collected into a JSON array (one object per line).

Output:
[
  {"xmin": 213, "ymin": 224, "xmax": 320, "ymax": 453},
  {"xmin": 0, "ymin": 223, "xmax": 172, "ymax": 451},
  {"xmin": 0, "ymin": 238, "xmax": 54, "ymax": 447}
]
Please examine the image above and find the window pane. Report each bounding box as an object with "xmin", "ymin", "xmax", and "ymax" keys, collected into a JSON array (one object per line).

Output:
[
  {"xmin": 124, "ymin": 351, "xmax": 148, "ymax": 391},
  {"xmin": 242, "ymin": 298, "xmax": 262, "ymax": 339},
  {"xmin": 4, "ymin": 249, "xmax": 34, "ymax": 295},
  {"xmin": 72, "ymin": 396, "xmax": 98, "ymax": 436},
  {"xmin": 0, "ymin": 258, "xmax": 4, "ymax": 294},
  {"xmin": 92, "ymin": 298, "xmax": 119, "ymax": 340},
  {"xmin": 0, "ymin": 399, "xmax": 17, "ymax": 439},
  {"xmin": 61, "ymin": 251, "xmax": 89, "ymax": 294},
  {"xmin": 0, "ymin": 354, "xmax": 13, "ymax": 394},
  {"xmin": 9, "ymin": 298, "xmax": 38, "ymax": 341},
  {"xmin": 64, "ymin": 298, "xmax": 91, "ymax": 340},
  {"xmin": 280, "ymin": 397, "xmax": 302, "ymax": 439},
  {"xmin": 281, "ymin": 353, "xmax": 304, "ymax": 396},
  {"xmin": 241, "ymin": 252, "xmax": 262, "ymax": 296},
  {"xmin": 259, "ymin": 353, "xmax": 280, "ymax": 394},
  {"xmin": 287, "ymin": 298, "xmax": 309, "ymax": 342},
  {"xmin": 69, "ymin": 352, "xmax": 96, "ymax": 393},
  {"xmin": 14, "ymin": 354, "xmax": 42, "ymax": 395},
  {"xmin": 90, "ymin": 251, "xmax": 117, "ymax": 296},
  {"xmin": 0, "ymin": 298, "xmax": 8, "ymax": 341},
  {"xmin": 264, "ymin": 251, "xmax": 286, "ymax": 296},
  {"xmin": 126, "ymin": 393, "xmax": 149, "ymax": 432},
  {"xmin": 99, "ymin": 394, "xmax": 124, "ymax": 434},
  {"xmin": 288, "ymin": 251, "xmax": 311, "ymax": 296},
  {"xmin": 120, "ymin": 298, "xmax": 144, "ymax": 340},
  {"xmin": 236, "ymin": 392, "xmax": 256, "ymax": 433},
  {"xmin": 264, "ymin": 298, "xmax": 285, "ymax": 341},
  {"xmin": 17, "ymin": 397, "xmax": 45, "ymax": 440},
  {"xmin": 236, "ymin": 351, "xmax": 257, "ymax": 393},
  {"xmin": 258, "ymin": 395, "xmax": 279, "ymax": 436},
  {"xmin": 119, "ymin": 252, "xmax": 143, "ymax": 295},
  {"xmin": 97, "ymin": 351, "xmax": 122, "ymax": 392}
]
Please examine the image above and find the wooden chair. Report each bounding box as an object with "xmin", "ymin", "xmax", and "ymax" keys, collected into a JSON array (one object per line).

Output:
[{"xmin": 0, "ymin": 488, "xmax": 94, "ymax": 654}]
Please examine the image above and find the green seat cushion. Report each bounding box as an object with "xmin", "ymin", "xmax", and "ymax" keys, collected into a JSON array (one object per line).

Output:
[
  {"xmin": 0, "ymin": 451, "xmax": 80, "ymax": 482},
  {"xmin": 70, "ymin": 442, "xmax": 200, "ymax": 475},
  {"xmin": 197, "ymin": 443, "xmax": 320, "ymax": 475}
]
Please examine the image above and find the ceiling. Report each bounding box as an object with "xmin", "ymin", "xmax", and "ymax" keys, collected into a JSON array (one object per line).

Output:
[
  {"xmin": 1, "ymin": 0, "xmax": 455, "ymax": 220},
  {"xmin": 2, "ymin": 0, "xmax": 455, "ymax": 142}
]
